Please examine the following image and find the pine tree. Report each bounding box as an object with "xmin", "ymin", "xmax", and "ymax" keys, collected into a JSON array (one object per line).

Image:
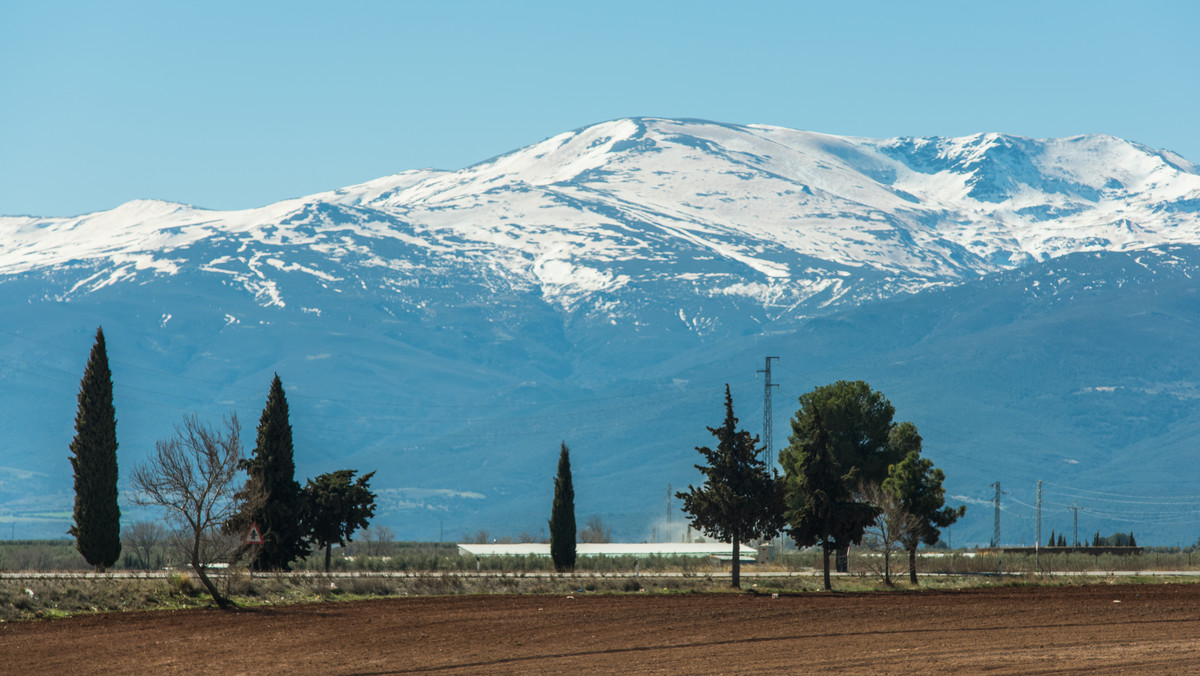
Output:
[
  {"xmin": 1058, "ymin": 533, "xmax": 1067, "ymax": 547},
  {"xmin": 677, "ymin": 385, "xmax": 784, "ymax": 588},
  {"xmin": 233, "ymin": 374, "xmax": 309, "ymax": 570},
  {"xmin": 789, "ymin": 381, "xmax": 903, "ymax": 486},
  {"xmin": 68, "ymin": 327, "xmax": 121, "ymax": 571},
  {"xmin": 781, "ymin": 408, "xmax": 878, "ymax": 590},
  {"xmin": 881, "ymin": 440, "xmax": 964, "ymax": 585},
  {"xmin": 1048, "ymin": 530, "xmax": 1056, "ymax": 548},
  {"xmin": 303, "ymin": 470, "xmax": 377, "ymax": 572},
  {"xmin": 1128, "ymin": 531, "xmax": 1137, "ymax": 547},
  {"xmin": 549, "ymin": 442, "xmax": 576, "ymax": 573}
]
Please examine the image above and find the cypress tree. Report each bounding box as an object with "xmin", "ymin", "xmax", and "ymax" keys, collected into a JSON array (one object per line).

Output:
[
  {"xmin": 68, "ymin": 327, "xmax": 122, "ymax": 571},
  {"xmin": 549, "ymin": 442, "xmax": 576, "ymax": 573},
  {"xmin": 235, "ymin": 374, "xmax": 309, "ymax": 570}
]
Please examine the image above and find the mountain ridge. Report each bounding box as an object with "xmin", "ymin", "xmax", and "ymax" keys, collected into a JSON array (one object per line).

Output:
[
  {"xmin": 6, "ymin": 118, "xmax": 1199, "ymax": 294},
  {"xmin": 3, "ymin": 117, "xmax": 1200, "ymax": 546}
]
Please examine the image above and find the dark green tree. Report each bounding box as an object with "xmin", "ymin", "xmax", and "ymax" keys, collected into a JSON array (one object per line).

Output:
[
  {"xmin": 677, "ymin": 385, "xmax": 784, "ymax": 588},
  {"xmin": 781, "ymin": 408, "xmax": 878, "ymax": 590},
  {"xmin": 1058, "ymin": 533, "xmax": 1067, "ymax": 547},
  {"xmin": 231, "ymin": 374, "xmax": 309, "ymax": 570},
  {"xmin": 1048, "ymin": 530, "xmax": 1056, "ymax": 548},
  {"xmin": 68, "ymin": 327, "xmax": 121, "ymax": 571},
  {"xmin": 782, "ymin": 381, "xmax": 905, "ymax": 578},
  {"xmin": 789, "ymin": 381, "xmax": 903, "ymax": 486},
  {"xmin": 1129, "ymin": 532, "xmax": 1137, "ymax": 547},
  {"xmin": 303, "ymin": 469, "xmax": 377, "ymax": 572},
  {"xmin": 549, "ymin": 442, "xmax": 576, "ymax": 573},
  {"xmin": 882, "ymin": 433, "xmax": 965, "ymax": 584}
]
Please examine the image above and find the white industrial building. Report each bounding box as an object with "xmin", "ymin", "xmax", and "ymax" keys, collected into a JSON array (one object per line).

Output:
[{"xmin": 457, "ymin": 542, "xmax": 757, "ymax": 562}]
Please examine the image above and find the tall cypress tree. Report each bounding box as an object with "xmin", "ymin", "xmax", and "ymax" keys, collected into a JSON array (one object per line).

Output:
[
  {"xmin": 68, "ymin": 327, "xmax": 121, "ymax": 571},
  {"xmin": 235, "ymin": 374, "xmax": 309, "ymax": 570},
  {"xmin": 549, "ymin": 442, "xmax": 576, "ymax": 573}
]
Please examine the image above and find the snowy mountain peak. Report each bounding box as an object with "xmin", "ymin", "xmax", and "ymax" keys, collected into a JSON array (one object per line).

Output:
[{"xmin": 3, "ymin": 118, "xmax": 1199, "ymax": 328}]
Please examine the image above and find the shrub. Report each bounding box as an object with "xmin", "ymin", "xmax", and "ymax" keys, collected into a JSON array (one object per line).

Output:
[{"xmin": 168, "ymin": 572, "xmax": 198, "ymax": 596}]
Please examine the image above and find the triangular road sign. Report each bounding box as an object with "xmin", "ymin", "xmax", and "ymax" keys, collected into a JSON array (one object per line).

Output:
[{"xmin": 243, "ymin": 522, "xmax": 263, "ymax": 545}]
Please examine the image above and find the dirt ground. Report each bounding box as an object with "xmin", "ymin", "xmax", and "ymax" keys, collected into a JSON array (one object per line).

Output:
[{"xmin": 3, "ymin": 582, "xmax": 1200, "ymax": 674}]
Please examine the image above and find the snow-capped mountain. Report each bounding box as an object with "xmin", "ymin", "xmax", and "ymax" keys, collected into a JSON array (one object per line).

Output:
[
  {"xmin": 3, "ymin": 118, "xmax": 1199, "ymax": 547},
  {"xmin": 5, "ymin": 118, "xmax": 1198, "ymax": 328}
]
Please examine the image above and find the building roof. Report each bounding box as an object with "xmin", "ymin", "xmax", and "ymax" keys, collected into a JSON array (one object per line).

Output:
[{"xmin": 456, "ymin": 542, "xmax": 758, "ymax": 558}]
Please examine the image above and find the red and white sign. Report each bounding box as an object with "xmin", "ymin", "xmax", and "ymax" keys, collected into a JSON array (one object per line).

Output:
[{"xmin": 243, "ymin": 522, "xmax": 263, "ymax": 545}]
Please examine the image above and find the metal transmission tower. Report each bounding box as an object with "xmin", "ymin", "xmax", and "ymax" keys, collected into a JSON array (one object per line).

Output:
[
  {"xmin": 1068, "ymin": 503, "xmax": 1080, "ymax": 546},
  {"xmin": 756, "ymin": 357, "xmax": 780, "ymax": 466},
  {"xmin": 990, "ymin": 482, "xmax": 1003, "ymax": 547}
]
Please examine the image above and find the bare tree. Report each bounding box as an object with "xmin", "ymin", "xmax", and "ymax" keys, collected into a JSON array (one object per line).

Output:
[
  {"xmin": 372, "ymin": 525, "xmax": 395, "ymax": 557},
  {"xmin": 861, "ymin": 481, "xmax": 917, "ymax": 586},
  {"xmin": 123, "ymin": 520, "xmax": 166, "ymax": 570},
  {"xmin": 578, "ymin": 515, "xmax": 613, "ymax": 543},
  {"xmin": 359, "ymin": 525, "xmax": 395, "ymax": 557},
  {"xmin": 131, "ymin": 413, "xmax": 243, "ymax": 608}
]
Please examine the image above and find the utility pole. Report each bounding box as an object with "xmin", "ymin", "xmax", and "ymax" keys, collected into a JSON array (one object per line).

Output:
[
  {"xmin": 990, "ymin": 482, "xmax": 1003, "ymax": 548},
  {"xmin": 666, "ymin": 484, "xmax": 672, "ymax": 527},
  {"xmin": 756, "ymin": 357, "xmax": 780, "ymax": 467},
  {"xmin": 1035, "ymin": 480, "xmax": 1042, "ymax": 570}
]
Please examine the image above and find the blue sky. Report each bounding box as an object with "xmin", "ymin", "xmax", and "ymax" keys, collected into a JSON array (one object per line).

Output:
[{"xmin": 3, "ymin": 1, "xmax": 1197, "ymax": 217}]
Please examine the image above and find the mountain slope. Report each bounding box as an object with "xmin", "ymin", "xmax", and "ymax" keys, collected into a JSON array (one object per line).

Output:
[{"xmin": 2, "ymin": 118, "xmax": 1199, "ymax": 546}]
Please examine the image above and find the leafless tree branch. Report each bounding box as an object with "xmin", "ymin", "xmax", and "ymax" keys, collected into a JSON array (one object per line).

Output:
[{"xmin": 131, "ymin": 413, "xmax": 243, "ymax": 608}]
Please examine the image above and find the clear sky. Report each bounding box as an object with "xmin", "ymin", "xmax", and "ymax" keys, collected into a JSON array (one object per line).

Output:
[{"xmin": 3, "ymin": 1, "xmax": 1197, "ymax": 217}]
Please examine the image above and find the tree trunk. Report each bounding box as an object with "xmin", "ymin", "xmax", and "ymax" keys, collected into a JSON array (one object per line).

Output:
[
  {"xmin": 883, "ymin": 547, "xmax": 891, "ymax": 586},
  {"xmin": 731, "ymin": 534, "xmax": 741, "ymax": 589},
  {"xmin": 325, "ymin": 543, "xmax": 332, "ymax": 573},
  {"xmin": 821, "ymin": 541, "xmax": 832, "ymax": 591},
  {"xmin": 190, "ymin": 537, "xmax": 229, "ymax": 609},
  {"xmin": 908, "ymin": 544, "xmax": 919, "ymax": 585},
  {"xmin": 192, "ymin": 563, "xmax": 229, "ymax": 609}
]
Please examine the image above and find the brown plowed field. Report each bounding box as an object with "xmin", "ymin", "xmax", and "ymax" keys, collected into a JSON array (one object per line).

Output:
[{"xmin": 3, "ymin": 583, "xmax": 1200, "ymax": 674}]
